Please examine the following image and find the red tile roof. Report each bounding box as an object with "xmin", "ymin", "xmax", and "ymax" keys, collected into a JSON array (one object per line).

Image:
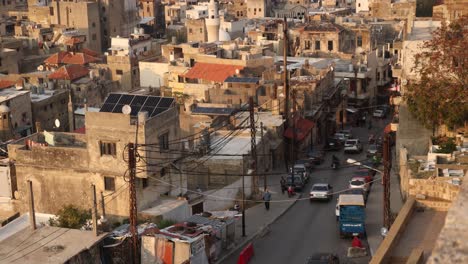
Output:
[
  {"xmin": 284, "ymin": 116, "xmax": 314, "ymax": 141},
  {"xmin": 81, "ymin": 48, "xmax": 99, "ymax": 58},
  {"xmin": 48, "ymin": 64, "xmax": 90, "ymax": 81},
  {"xmin": 62, "ymin": 53, "xmax": 99, "ymax": 65},
  {"xmin": 44, "ymin": 51, "xmax": 69, "ymax": 65},
  {"xmin": 44, "ymin": 51, "xmax": 99, "ymax": 65},
  {"xmin": 184, "ymin": 63, "xmax": 244, "ymax": 82},
  {"xmin": 0, "ymin": 79, "xmax": 15, "ymax": 89}
]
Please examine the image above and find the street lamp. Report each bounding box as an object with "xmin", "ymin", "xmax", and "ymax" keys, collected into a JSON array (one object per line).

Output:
[{"xmin": 346, "ymin": 158, "xmax": 383, "ymax": 174}]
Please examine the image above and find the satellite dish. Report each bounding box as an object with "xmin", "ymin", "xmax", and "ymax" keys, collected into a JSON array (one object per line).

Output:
[
  {"xmin": 122, "ymin": 105, "xmax": 132, "ymax": 115},
  {"xmin": 54, "ymin": 119, "xmax": 60, "ymax": 128}
]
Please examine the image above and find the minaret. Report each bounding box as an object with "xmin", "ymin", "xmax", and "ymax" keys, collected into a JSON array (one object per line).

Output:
[{"xmin": 205, "ymin": 0, "xmax": 220, "ymax": 42}]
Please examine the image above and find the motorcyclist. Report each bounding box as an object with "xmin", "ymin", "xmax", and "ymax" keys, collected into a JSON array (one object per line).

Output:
[{"xmin": 332, "ymin": 155, "xmax": 340, "ymax": 168}]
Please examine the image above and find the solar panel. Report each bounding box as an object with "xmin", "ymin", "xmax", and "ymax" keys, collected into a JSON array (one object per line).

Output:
[
  {"xmin": 112, "ymin": 104, "xmax": 124, "ymax": 113},
  {"xmin": 143, "ymin": 97, "xmax": 160, "ymax": 107},
  {"xmin": 100, "ymin": 93, "xmax": 174, "ymax": 117},
  {"xmin": 100, "ymin": 103, "xmax": 115, "ymax": 113},
  {"xmin": 157, "ymin": 98, "xmax": 174, "ymax": 108},
  {"xmin": 119, "ymin": 95, "xmax": 134, "ymax": 105},
  {"xmin": 151, "ymin": 107, "xmax": 167, "ymax": 117},
  {"xmin": 106, "ymin": 93, "xmax": 122, "ymax": 104}
]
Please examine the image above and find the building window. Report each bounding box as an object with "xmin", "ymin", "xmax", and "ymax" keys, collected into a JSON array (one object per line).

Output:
[
  {"xmin": 104, "ymin": 177, "xmax": 115, "ymax": 191},
  {"xmin": 141, "ymin": 178, "xmax": 148, "ymax": 188},
  {"xmin": 49, "ymin": 7, "xmax": 54, "ymax": 16},
  {"xmin": 315, "ymin": 40, "xmax": 320, "ymax": 50},
  {"xmin": 49, "ymin": 103, "xmax": 53, "ymax": 109},
  {"xmin": 116, "ymin": 69, "xmax": 123, "ymax": 75},
  {"xmin": 328, "ymin": 40, "xmax": 333, "ymax": 51},
  {"xmin": 92, "ymin": 34, "xmax": 97, "ymax": 41},
  {"xmin": 357, "ymin": 36, "xmax": 362, "ymax": 47},
  {"xmin": 159, "ymin": 132, "xmax": 169, "ymax": 151},
  {"xmin": 43, "ymin": 105, "xmax": 47, "ymax": 111},
  {"xmin": 92, "ymin": 22, "xmax": 96, "ymax": 28},
  {"xmin": 147, "ymin": 6, "xmax": 150, "ymax": 12},
  {"xmin": 200, "ymin": 28, "xmax": 202, "ymax": 33},
  {"xmin": 237, "ymin": 11, "xmax": 239, "ymax": 17},
  {"xmin": 100, "ymin": 141, "xmax": 116, "ymax": 156},
  {"xmin": 189, "ymin": 28, "xmax": 193, "ymax": 34},
  {"xmin": 305, "ymin": 40, "xmax": 310, "ymax": 49}
]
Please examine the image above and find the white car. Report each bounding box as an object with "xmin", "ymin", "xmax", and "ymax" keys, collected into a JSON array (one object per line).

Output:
[
  {"xmin": 344, "ymin": 139, "xmax": 363, "ymax": 153},
  {"xmin": 348, "ymin": 176, "xmax": 369, "ymax": 193},
  {"xmin": 373, "ymin": 109, "xmax": 385, "ymax": 118},
  {"xmin": 310, "ymin": 183, "xmax": 333, "ymax": 202}
]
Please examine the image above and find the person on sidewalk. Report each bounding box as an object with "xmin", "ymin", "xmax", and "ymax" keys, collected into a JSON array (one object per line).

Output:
[
  {"xmin": 287, "ymin": 185, "xmax": 295, "ymax": 197},
  {"xmin": 280, "ymin": 177, "xmax": 286, "ymax": 194},
  {"xmin": 263, "ymin": 189, "xmax": 271, "ymax": 210}
]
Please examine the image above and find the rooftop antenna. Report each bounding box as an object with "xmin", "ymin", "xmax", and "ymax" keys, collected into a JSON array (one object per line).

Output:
[{"xmin": 122, "ymin": 105, "xmax": 132, "ymax": 115}]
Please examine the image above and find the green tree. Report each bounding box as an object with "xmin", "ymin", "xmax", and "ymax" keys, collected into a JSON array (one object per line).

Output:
[
  {"xmin": 406, "ymin": 16, "xmax": 468, "ymax": 131},
  {"xmin": 49, "ymin": 205, "xmax": 91, "ymax": 229}
]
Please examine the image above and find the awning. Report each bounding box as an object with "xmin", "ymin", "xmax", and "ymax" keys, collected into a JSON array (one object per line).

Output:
[{"xmin": 284, "ymin": 117, "xmax": 314, "ymax": 141}]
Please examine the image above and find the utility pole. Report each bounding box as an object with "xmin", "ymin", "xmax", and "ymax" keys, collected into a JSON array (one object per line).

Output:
[
  {"xmin": 128, "ymin": 143, "xmax": 139, "ymax": 264},
  {"xmin": 290, "ymin": 90, "xmax": 297, "ymax": 167},
  {"xmin": 91, "ymin": 184, "xmax": 98, "ymax": 236},
  {"xmin": 249, "ymin": 97, "xmax": 258, "ymax": 192},
  {"xmin": 242, "ymin": 154, "xmax": 246, "ymax": 237},
  {"xmin": 27, "ymin": 180, "xmax": 36, "ymax": 230},
  {"xmin": 100, "ymin": 191, "xmax": 106, "ymax": 218},
  {"xmin": 283, "ymin": 17, "xmax": 289, "ymax": 118},
  {"xmin": 260, "ymin": 122, "xmax": 267, "ymax": 191},
  {"xmin": 383, "ymin": 133, "xmax": 391, "ymax": 229}
]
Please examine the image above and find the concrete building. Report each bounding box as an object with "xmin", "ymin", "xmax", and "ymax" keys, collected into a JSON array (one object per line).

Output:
[
  {"xmin": 368, "ymin": 0, "xmax": 416, "ymax": 20},
  {"xmin": 226, "ymin": 0, "xmax": 247, "ymax": 19},
  {"xmin": 246, "ymin": 0, "xmax": 266, "ymax": 19},
  {"xmin": 98, "ymin": 0, "xmax": 140, "ymax": 49},
  {"xmin": 138, "ymin": 0, "xmax": 166, "ymax": 37},
  {"xmin": 107, "ymin": 33, "xmax": 161, "ymax": 90},
  {"xmin": 274, "ymin": 4, "xmax": 308, "ymax": 19},
  {"xmin": 0, "ymin": 84, "xmax": 32, "ymax": 139},
  {"xmin": 47, "ymin": 1, "xmax": 103, "ymax": 52},
  {"xmin": 432, "ymin": 0, "xmax": 468, "ymax": 22},
  {"xmin": 30, "ymin": 89, "xmax": 70, "ymax": 132},
  {"xmin": 356, "ymin": 0, "xmax": 369, "ymax": 13},
  {"xmin": 205, "ymin": 0, "xmax": 220, "ymax": 42},
  {"xmin": 0, "ymin": 47, "xmax": 19, "ymax": 75},
  {"xmin": 8, "ymin": 93, "xmax": 183, "ymax": 219}
]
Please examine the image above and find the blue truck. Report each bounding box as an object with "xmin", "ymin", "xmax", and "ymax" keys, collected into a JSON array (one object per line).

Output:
[{"xmin": 336, "ymin": 194, "xmax": 366, "ymax": 238}]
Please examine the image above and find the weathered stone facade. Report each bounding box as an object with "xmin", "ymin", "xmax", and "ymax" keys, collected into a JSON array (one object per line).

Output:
[{"xmin": 186, "ymin": 19, "xmax": 207, "ymax": 43}]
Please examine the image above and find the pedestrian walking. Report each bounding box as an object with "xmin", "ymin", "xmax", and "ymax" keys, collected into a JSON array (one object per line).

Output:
[
  {"xmin": 280, "ymin": 176, "xmax": 286, "ymax": 194},
  {"xmin": 263, "ymin": 189, "xmax": 271, "ymax": 210}
]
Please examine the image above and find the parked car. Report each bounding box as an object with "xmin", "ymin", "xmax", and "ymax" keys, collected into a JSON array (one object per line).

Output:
[
  {"xmin": 344, "ymin": 139, "xmax": 363, "ymax": 154},
  {"xmin": 287, "ymin": 174, "xmax": 305, "ymax": 191},
  {"xmin": 306, "ymin": 253, "xmax": 339, "ymax": 264},
  {"xmin": 307, "ymin": 149, "xmax": 325, "ymax": 165},
  {"xmin": 373, "ymin": 107, "xmax": 387, "ymax": 118},
  {"xmin": 337, "ymin": 129, "xmax": 352, "ymax": 139},
  {"xmin": 366, "ymin": 144, "xmax": 382, "ymax": 157},
  {"xmin": 333, "ymin": 132, "xmax": 349, "ymax": 142},
  {"xmin": 325, "ymin": 138, "xmax": 343, "ymax": 151},
  {"xmin": 309, "ymin": 183, "xmax": 333, "ymax": 202},
  {"xmin": 353, "ymin": 169, "xmax": 373, "ymax": 184},
  {"xmin": 293, "ymin": 160, "xmax": 312, "ymax": 182},
  {"xmin": 349, "ymin": 176, "xmax": 370, "ymax": 194}
]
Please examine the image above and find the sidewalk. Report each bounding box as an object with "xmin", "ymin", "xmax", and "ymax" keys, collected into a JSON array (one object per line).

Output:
[
  {"xmin": 215, "ymin": 166, "xmax": 300, "ymax": 264},
  {"xmin": 365, "ymin": 148, "xmax": 404, "ymax": 256}
]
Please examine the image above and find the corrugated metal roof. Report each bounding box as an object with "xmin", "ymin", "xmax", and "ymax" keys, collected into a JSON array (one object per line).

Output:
[
  {"xmin": 191, "ymin": 106, "xmax": 236, "ymax": 116},
  {"xmin": 224, "ymin": 77, "xmax": 260, "ymax": 84}
]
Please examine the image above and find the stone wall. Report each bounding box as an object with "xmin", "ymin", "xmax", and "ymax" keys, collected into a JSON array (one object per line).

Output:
[
  {"xmin": 427, "ymin": 177, "xmax": 468, "ymax": 263},
  {"xmin": 408, "ymin": 178, "xmax": 460, "ymax": 207}
]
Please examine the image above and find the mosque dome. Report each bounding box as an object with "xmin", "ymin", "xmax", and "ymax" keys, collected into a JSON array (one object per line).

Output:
[{"xmin": 219, "ymin": 29, "xmax": 231, "ymax": 42}]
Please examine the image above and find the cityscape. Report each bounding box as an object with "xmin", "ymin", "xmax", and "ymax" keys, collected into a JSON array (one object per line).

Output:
[{"xmin": 0, "ymin": 0, "xmax": 467, "ymax": 264}]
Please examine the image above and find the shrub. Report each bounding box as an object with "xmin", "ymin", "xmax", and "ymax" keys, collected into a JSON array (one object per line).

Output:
[{"xmin": 49, "ymin": 204, "xmax": 91, "ymax": 229}]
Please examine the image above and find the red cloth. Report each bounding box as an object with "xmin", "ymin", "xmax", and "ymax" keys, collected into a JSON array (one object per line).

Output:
[
  {"xmin": 352, "ymin": 236, "xmax": 363, "ymax": 248},
  {"xmin": 237, "ymin": 243, "xmax": 254, "ymax": 264}
]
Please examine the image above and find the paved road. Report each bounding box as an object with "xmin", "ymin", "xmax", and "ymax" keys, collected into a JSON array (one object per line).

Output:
[{"xmin": 223, "ymin": 117, "xmax": 390, "ymax": 264}]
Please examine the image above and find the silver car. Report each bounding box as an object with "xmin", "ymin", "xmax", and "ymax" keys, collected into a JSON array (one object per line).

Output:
[{"xmin": 310, "ymin": 183, "xmax": 333, "ymax": 202}]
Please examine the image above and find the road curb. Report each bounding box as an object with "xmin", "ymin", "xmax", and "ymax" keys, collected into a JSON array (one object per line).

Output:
[{"xmin": 215, "ymin": 192, "xmax": 303, "ymax": 264}]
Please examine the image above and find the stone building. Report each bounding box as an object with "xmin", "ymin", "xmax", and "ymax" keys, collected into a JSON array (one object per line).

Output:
[
  {"xmin": 368, "ymin": 0, "xmax": 416, "ymax": 20},
  {"xmin": 290, "ymin": 21, "xmax": 354, "ymax": 56},
  {"xmin": 225, "ymin": 0, "xmax": 247, "ymax": 19},
  {"xmin": 246, "ymin": 0, "xmax": 266, "ymax": 18},
  {"xmin": 432, "ymin": 0, "xmax": 468, "ymax": 22},
  {"xmin": 274, "ymin": 4, "xmax": 308, "ymax": 19},
  {"xmin": 8, "ymin": 93, "xmax": 183, "ymax": 219},
  {"xmin": 186, "ymin": 19, "xmax": 208, "ymax": 43}
]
